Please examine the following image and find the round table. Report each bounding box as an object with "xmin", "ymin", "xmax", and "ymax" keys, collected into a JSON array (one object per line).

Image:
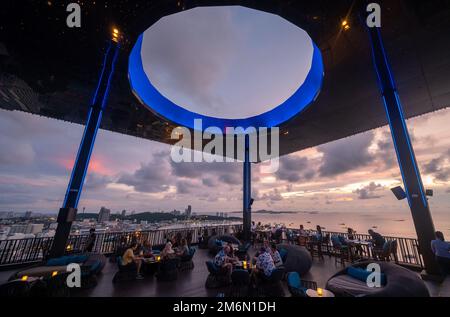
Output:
[{"xmin": 306, "ymin": 289, "xmax": 335, "ymax": 297}]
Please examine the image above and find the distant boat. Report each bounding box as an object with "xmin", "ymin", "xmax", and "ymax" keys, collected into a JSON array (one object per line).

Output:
[
  {"xmin": 307, "ymin": 221, "xmax": 311, "ymax": 224},
  {"xmin": 339, "ymin": 223, "xmax": 345, "ymax": 226},
  {"xmin": 393, "ymin": 219, "xmax": 405, "ymax": 222},
  {"xmin": 372, "ymin": 226, "xmax": 378, "ymax": 229}
]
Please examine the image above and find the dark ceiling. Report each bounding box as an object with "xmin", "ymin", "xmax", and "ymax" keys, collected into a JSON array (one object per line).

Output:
[{"xmin": 1, "ymin": 0, "xmax": 450, "ymax": 158}]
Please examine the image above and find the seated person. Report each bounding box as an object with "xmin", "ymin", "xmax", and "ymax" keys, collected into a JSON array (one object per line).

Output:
[
  {"xmin": 431, "ymin": 231, "xmax": 450, "ymax": 275},
  {"xmin": 115, "ymin": 236, "xmax": 129, "ymax": 258},
  {"xmin": 368, "ymin": 229, "xmax": 386, "ymax": 250},
  {"xmin": 161, "ymin": 241, "xmax": 176, "ymax": 260},
  {"xmin": 270, "ymin": 243, "xmax": 283, "ymax": 267},
  {"xmin": 142, "ymin": 240, "xmax": 153, "ymax": 258},
  {"xmin": 263, "ymin": 239, "xmax": 272, "ymax": 254},
  {"xmin": 254, "ymin": 246, "xmax": 276, "ymax": 279},
  {"xmin": 214, "ymin": 245, "xmax": 234, "ymax": 277},
  {"xmin": 176, "ymin": 238, "xmax": 190, "ymax": 257},
  {"xmin": 122, "ymin": 243, "xmax": 144, "ymax": 279}
]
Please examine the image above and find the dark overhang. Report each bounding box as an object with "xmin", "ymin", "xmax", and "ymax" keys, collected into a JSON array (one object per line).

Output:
[{"xmin": 0, "ymin": 0, "xmax": 449, "ymax": 157}]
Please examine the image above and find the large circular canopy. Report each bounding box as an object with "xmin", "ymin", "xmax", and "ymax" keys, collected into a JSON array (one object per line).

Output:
[{"xmin": 128, "ymin": 6, "xmax": 324, "ymax": 132}]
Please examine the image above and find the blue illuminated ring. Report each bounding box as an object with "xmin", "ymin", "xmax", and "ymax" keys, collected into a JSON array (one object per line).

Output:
[{"xmin": 129, "ymin": 33, "xmax": 324, "ymax": 131}]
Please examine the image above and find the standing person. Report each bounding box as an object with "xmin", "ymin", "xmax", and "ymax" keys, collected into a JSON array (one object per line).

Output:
[
  {"xmin": 298, "ymin": 224, "xmax": 306, "ymax": 236},
  {"xmin": 315, "ymin": 225, "xmax": 323, "ymax": 242},
  {"xmin": 251, "ymin": 221, "xmax": 257, "ymax": 245},
  {"xmin": 347, "ymin": 228, "xmax": 356, "ymax": 240},
  {"xmin": 368, "ymin": 229, "xmax": 386, "ymax": 249},
  {"xmin": 431, "ymin": 231, "xmax": 450, "ymax": 275},
  {"xmin": 85, "ymin": 228, "xmax": 96, "ymax": 253}
]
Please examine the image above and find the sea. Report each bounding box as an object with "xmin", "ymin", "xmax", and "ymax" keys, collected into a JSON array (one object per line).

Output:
[{"xmin": 231, "ymin": 210, "xmax": 450, "ymax": 239}]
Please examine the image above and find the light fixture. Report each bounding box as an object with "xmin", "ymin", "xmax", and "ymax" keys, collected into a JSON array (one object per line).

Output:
[
  {"xmin": 341, "ymin": 20, "xmax": 348, "ymax": 27},
  {"xmin": 112, "ymin": 28, "xmax": 120, "ymax": 43},
  {"xmin": 52, "ymin": 271, "xmax": 58, "ymax": 277},
  {"xmin": 317, "ymin": 287, "xmax": 323, "ymax": 296},
  {"xmin": 21, "ymin": 275, "xmax": 29, "ymax": 281},
  {"xmin": 391, "ymin": 186, "xmax": 407, "ymax": 201}
]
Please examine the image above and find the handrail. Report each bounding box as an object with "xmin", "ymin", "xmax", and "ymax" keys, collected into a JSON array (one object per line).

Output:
[
  {"xmin": 0, "ymin": 223, "xmax": 242, "ymax": 268},
  {"xmin": 288, "ymin": 229, "xmax": 424, "ymax": 269},
  {"xmin": 0, "ymin": 224, "xmax": 424, "ymax": 270}
]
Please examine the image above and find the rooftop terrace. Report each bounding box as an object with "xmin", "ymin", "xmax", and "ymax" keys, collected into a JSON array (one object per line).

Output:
[{"xmin": 1, "ymin": 225, "xmax": 449, "ymax": 297}]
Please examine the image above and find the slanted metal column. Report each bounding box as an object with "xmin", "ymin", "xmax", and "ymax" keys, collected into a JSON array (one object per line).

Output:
[
  {"xmin": 49, "ymin": 40, "xmax": 120, "ymax": 258},
  {"xmin": 243, "ymin": 134, "xmax": 252, "ymax": 242},
  {"xmin": 364, "ymin": 21, "xmax": 439, "ymax": 274}
]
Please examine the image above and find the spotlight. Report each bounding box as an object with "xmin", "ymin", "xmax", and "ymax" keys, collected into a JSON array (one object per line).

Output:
[{"xmin": 391, "ymin": 186, "xmax": 407, "ymax": 200}]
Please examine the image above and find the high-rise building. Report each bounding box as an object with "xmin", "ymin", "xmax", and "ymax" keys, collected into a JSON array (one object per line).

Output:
[
  {"xmin": 24, "ymin": 211, "xmax": 32, "ymax": 219},
  {"xmin": 29, "ymin": 224, "xmax": 44, "ymax": 234},
  {"xmin": 185, "ymin": 205, "xmax": 192, "ymax": 218},
  {"xmin": 98, "ymin": 207, "xmax": 111, "ymax": 223},
  {"xmin": 121, "ymin": 210, "xmax": 126, "ymax": 217}
]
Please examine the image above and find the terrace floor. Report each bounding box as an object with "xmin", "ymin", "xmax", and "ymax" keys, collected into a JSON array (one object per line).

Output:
[{"xmin": 0, "ymin": 247, "xmax": 448, "ymax": 297}]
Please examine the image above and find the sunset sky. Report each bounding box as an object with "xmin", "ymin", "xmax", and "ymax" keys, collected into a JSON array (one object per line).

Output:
[{"xmin": 0, "ymin": 6, "xmax": 449, "ymax": 219}]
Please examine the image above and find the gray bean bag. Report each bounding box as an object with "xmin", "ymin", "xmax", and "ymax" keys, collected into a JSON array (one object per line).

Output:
[
  {"xmin": 208, "ymin": 235, "xmax": 241, "ymax": 254},
  {"xmin": 326, "ymin": 261, "xmax": 430, "ymax": 297},
  {"xmin": 276, "ymin": 244, "xmax": 312, "ymax": 276}
]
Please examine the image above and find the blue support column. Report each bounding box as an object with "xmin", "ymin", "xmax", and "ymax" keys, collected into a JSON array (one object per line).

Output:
[
  {"xmin": 49, "ymin": 40, "xmax": 120, "ymax": 258},
  {"xmin": 364, "ymin": 19, "xmax": 439, "ymax": 274},
  {"xmin": 243, "ymin": 134, "xmax": 252, "ymax": 242}
]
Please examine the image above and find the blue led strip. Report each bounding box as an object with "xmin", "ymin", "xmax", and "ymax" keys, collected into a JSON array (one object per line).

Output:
[
  {"xmin": 63, "ymin": 42, "xmax": 119, "ymax": 208},
  {"xmin": 75, "ymin": 44, "xmax": 120, "ymax": 208},
  {"xmin": 128, "ymin": 34, "xmax": 324, "ymax": 132},
  {"xmin": 368, "ymin": 27, "xmax": 427, "ymax": 207},
  {"xmin": 62, "ymin": 107, "xmax": 93, "ymax": 206}
]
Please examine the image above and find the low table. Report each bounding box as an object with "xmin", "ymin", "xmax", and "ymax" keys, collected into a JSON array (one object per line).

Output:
[{"xmin": 306, "ymin": 289, "xmax": 335, "ymax": 297}]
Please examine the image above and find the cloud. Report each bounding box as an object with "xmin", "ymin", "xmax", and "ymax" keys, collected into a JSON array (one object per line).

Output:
[
  {"xmin": 275, "ymin": 155, "xmax": 315, "ymax": 182},
  {"xmin": 171, "ymin": 160, "xmax": 241, "ymax": 186},
  {"xmin": 117, "ymin": 151, "xmax": 172, "ymax": 193},
  {"xmin": 84, "ymin": 173, "xmax": 112, "ymax": 191},
  {"xmin": 176, "ymin": 180, "xmax": 195, "ymax": 194},
  {"xmin": 423, "ymin": 149, "xmax": 450, "ymax": 181},
  {"xmin": 0, "ymin": 138, "xmax": 35, "ymax": 165},
  {"xmin": 375, "ymin": 130, "xmax": 396, "ymax": 170},
  {"xmin": 318, "ymin": 131, "xmax": 375, "ymax": 177},
  {"xmin": 261, "ymin": 188, "xmax": 284, "ymax": 203},
  {"xmin": 202, "ymin": 178, "xmax": 216, "ymax": 187},
  {"xmin": 353, "ymin": 182, "xmax": 383, "ymax": 200}
]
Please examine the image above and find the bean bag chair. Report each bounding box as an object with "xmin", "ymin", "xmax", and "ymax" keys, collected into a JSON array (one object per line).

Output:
[
  {"xmin": 326, "ymin": 261, "xmax": 430, "ymax": 297},
  {"xmin": 205, "ymin": 261, "xmax": 230, "ymax": 289},
  {"xmin": 276, "ymin": 244, "xmax": 312, "ymax": 276},
  {"xmin": 208, "ymin": 235, "xmax": 241, "ymax": 254}
]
